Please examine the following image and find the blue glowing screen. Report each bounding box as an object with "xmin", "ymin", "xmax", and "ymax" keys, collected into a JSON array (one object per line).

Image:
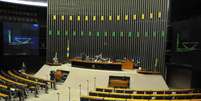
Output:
[{"xmin": 3, "ymin": 22, "xmax": 39, "ymax": 55}]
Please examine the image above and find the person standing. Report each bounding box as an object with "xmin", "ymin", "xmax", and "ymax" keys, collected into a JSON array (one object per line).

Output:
[{"xmin": 50, "ymin": 71, "xmax": 55, "ymax": 88}]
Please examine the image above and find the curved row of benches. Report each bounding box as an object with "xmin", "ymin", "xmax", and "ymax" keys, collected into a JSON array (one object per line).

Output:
[
  {"xmin": 81, "ymin": 96, "xmax": 201, "ymax": 101},
  {"xmin": 0, "ymin": 70, "xmax": 56, "ymax": 101},
  {"xmin": 80, "ymin": 87, "xmax": 201, "ymax": 101},
  {"xmin": 13, "ymin": 70, "xmax": 53, "ymax": 84},
  {"xmin": 89, "ymin": 91, "xmax": 201, "ymax": 99},
  {"xmin": 96, "ymin": 87, "xmax": 201, "ymax": 94}
]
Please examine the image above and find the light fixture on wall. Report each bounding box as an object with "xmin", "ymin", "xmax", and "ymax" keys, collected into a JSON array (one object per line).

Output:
[{"xmin": 0, "ymin": 0, "xmax": 47, "ymax": 7}]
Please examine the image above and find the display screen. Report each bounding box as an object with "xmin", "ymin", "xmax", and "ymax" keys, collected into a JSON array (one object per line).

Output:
[{"xmin": 3, "ymin": 22, "xmax": 39, "ymax": 55}]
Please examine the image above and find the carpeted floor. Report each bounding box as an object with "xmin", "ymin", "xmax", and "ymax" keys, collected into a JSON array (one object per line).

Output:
[{"xmin": 26, "ymin": 63, "xmax": 168, "ymax": 101}]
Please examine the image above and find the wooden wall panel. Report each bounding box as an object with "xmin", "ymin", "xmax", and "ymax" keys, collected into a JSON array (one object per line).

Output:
[{"xmin": 47, "ymin": 0, "xmax": 169, "ymax": 76}]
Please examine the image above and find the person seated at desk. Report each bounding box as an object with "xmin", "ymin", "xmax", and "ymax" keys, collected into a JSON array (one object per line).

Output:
[
  {"xmin": 94, "ymin": 53, "xmax": 103, "ymax": 62},
  {"xmin": 80, "ymin": 52, "xmax": 87, "ymax": 60}
]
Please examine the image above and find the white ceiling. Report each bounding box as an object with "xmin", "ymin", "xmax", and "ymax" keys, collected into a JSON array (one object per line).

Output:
[{"xmin": 0, "ymin": 0, "xmax": 47, "ymax": 7}]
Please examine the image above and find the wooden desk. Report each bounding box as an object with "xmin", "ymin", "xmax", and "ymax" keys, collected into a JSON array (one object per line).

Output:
[
  {"xmin": 71, "ymin": 59, "xmax": 123, "ymax": 71},
  {"xmin": 109, "ymin": 76, "xmax": 130, "ymax": 88},
  {"xmin": 122, "ymin": 60, "xmax": 134, "ymax": 69},
  {"xmin": 137, "ymin": 70, "xmax": 161, "ymax": 74},
  {"xmin": 109, "ymin": 80, "xmax": 129, "ymax": 88}
]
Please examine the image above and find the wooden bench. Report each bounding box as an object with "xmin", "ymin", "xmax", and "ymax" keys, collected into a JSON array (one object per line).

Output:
[
  {"xmin": 8, "ymin": 71, "xmax": 46, "ymax": 86},
  {"xmin": 81, "ymin": 96, "xmax": 201, "ymax": 101},
  {"xmin": 0, "ymin": 84, "xmax": 8, "ymax": 89},
  {"xmin": 89, "ymin": 91, "xmax": 201, "ymax": 99},
  {"xmin": 0, "ymin": 75, "xmax": 27, "ymax": 87},
  {"xmin": 16, "ymin": 71, "xmax": 56, "ymax": 89},
  {"xmin": 17, "ymin": 70, "xmax": 54, "ymax": 83},
  {"xmin": 96, "ymin": 87, "xmax": 195, "ymax": 94},
  {"xmin": 0, "ymin": 93, "xmax": 8, "ymax": 98}
]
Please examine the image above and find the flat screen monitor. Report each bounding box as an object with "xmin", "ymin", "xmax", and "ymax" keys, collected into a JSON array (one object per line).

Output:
[{"xmin": 3, "ymin": 22, "xmax": 39, "ymax": 55}]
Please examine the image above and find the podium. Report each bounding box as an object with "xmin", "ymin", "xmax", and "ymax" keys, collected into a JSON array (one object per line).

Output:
[
  {"xmin": 122, "ymin": 60, "xmax": 134, "ymax": 70},
  {"xmin": 109, "ymin": 76, "xmax": 130, "ymax": 88}
]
